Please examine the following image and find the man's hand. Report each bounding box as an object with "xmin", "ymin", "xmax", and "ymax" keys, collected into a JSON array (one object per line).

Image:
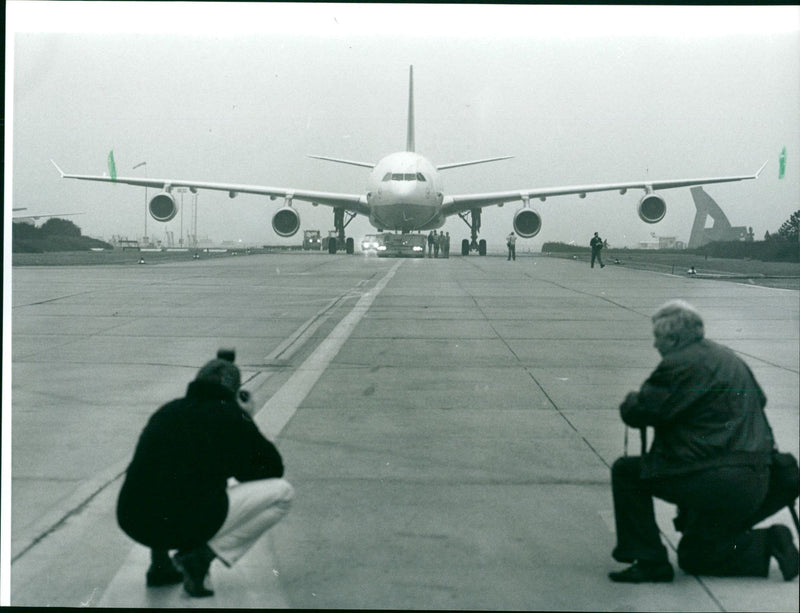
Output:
[{"xmin": 237, "ymin": 389, "xmax": 255, "ymax": 416}]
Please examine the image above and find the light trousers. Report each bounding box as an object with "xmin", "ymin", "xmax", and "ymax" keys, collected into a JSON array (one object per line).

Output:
[{"xmin": 208, "ymin": 478, "xmax": 294, "ymax": 567}]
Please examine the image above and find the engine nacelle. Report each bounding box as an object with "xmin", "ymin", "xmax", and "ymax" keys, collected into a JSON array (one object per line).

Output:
[
  {"xmin": 272, "ymin": 207, "xmax": 301, "ymax": 237},
  {"xmin": 513, "ymin": 208, "xmax": 542, "ymax": 238},
  {"xmin": 149, "ymin": 193, "xmax": 178, "ymax": 222},
  {"xmin": 637, "ymin": 193, "xmax": 667, "ymax": 224}
]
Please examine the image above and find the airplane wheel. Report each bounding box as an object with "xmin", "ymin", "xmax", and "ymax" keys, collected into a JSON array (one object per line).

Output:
[
  {"xmin": 346, "ymin": 237, "xmax": 355, "ymax": 254},
  {"xmin": 328, "ymin": 240, "xmax": 337, "ymax": 254},
  {"xmin": 461, "ymin": 239, "xmax": 469, "ymax": 256},
  {"xmin": 478, "ymin": 239, "xmax": 487, "ymax": 256}
]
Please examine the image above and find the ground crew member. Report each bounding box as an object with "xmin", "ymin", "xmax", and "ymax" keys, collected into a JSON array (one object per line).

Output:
[
  {"xmin": 590, "ymin": 232, "xmax": 605, "ymax": 268},
  {"xmin": 506, "ymin": 231, "xmax": 516, "ymax": 261}
]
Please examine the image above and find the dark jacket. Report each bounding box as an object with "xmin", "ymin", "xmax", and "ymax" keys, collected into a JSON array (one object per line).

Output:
[
  {"xmin": 620, "ymin": 339, "xmax": 774, "ymax": 479},
  {"xmin": 117, "ymin": 380, "xmax": 284, "ymax": 550}
]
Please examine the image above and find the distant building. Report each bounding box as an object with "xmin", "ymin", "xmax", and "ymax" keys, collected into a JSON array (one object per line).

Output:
[
  {"xmin": 636, "ymin": 237, "xmax": 685, "ymax": 250},
  {"xmin": 658, "ymin": 236, "xmax": 685, "ymax": 250}
]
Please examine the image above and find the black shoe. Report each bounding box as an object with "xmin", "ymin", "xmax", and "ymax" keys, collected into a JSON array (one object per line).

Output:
[
  {"xmin": 768, "ymin": 524, "xmax": 799, "ymax": 581},
  {"xmin": 146, "ymin": 549, "xmax": 183, "ymax": 587},
  {"xmin": 174, "ymin": 546, "xmax": 216, "ymax": 597},
  {"xmin": 146, "ymin": 561, "xmax": 183, "ymax": 587},
  {"xmin": 609, "ymin": 560, "xmax": 674, "ymax": 583}
]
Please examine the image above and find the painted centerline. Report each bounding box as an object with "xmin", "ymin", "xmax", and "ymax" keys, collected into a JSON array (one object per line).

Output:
[{"xmin": 254, "ymin": 261, "xmax": 403, "ymax": 439}]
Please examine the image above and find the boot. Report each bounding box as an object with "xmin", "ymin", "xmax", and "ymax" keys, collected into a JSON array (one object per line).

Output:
[
  {"xmin": 768, "ymin": 525, "xmax": 799, "ymax": 581},
  {"xmin": 174, "ymin": 544, "xmax": 216, "ymax": 597},
  {"xmin": 609, "ymin": 560, "xmax": 674, "ymax": 583},
  {"xmin": 146, "ymin": 548, "xmax": 183, "ymax": 587}
]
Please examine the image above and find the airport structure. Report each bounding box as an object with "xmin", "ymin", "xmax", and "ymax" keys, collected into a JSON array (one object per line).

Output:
[{"xmin": 689, "ymin": 187, "xmax": 754, "ymax": 248}]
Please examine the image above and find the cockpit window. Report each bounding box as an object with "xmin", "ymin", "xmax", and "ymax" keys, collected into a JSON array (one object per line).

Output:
[
  {"xmin": 382, "ymin": 173, "xmax": 392, "ymax": 182},
  {"xmin": 416, "ymin": 173, "xmax": 426, "ymax": 182},
  {"xmin": 388, "ymin": 173, "xmax": 423, "ymax": 181}
]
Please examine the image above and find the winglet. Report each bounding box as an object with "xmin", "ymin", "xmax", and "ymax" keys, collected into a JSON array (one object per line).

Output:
[
  {"xmin": 755, "ymin": 160, "xmax": 768, "ymax": 179},
  {"xmin": 50, "ymin": 159, "xmax": 65, "ymax": 177}
]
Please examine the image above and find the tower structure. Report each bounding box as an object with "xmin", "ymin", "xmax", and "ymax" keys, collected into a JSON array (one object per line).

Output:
[{"xmin": 688, "ymin": 187, "xmax": 751, "ymax": 248}]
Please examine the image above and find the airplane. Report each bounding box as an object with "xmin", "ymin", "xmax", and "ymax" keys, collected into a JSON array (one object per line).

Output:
[{"xmin": 52, "ymin": 65, "xmax": 767, "ymax": 256}]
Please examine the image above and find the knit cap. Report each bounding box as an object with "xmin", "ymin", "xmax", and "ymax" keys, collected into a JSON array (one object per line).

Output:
[{"xmin": 194, "ymin": 359, "xmax": 241, "ymax": 394}]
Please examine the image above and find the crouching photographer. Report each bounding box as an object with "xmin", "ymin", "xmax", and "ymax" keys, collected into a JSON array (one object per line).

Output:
[{"xmin": 117, "ymin": 351, "xmax": 294, "ymax": 597}]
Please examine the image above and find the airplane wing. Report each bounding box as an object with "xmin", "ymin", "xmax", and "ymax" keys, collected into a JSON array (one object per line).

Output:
[
  {"xmin": 13, "ymin": 211, "xmax": 84, "ymax": 220},
  {"xmin": 440, "ymin": 163, "xmax": 767, "ymax": 216},
  {"xmin": 50, "ymin": 161, "xmax": 370, "ymax": 216}
]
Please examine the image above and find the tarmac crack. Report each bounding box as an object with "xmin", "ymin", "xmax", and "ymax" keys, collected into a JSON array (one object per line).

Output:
[
  {"xmin": 454, "ymin": 276, "xmax": 622, "ymax": 472},
  {"xmin": 12, "ymin": 289, "xmax": 101, "ymax": 308},
  {"xmin": 11, "ymin": 470, "xmax": 127, "ymax": 564}
]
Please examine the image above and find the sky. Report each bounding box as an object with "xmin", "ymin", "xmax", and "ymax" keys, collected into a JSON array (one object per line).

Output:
[{"xmin": 6, "ymin": 3, "xmax": 800, "ymax": 250}]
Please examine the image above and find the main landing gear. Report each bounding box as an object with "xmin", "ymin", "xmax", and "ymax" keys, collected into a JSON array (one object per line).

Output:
[
  {"xmin": 458, "ymin": 208, "xmax": 487, "ymax": 256},
  {"xmin": 326, "ymin": 207, "xmax": 356, "ymax": 254}
]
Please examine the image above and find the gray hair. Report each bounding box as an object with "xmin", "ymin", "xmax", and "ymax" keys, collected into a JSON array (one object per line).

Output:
[{"xmin": 651, "ymin": 299, "xmax": 704, "ymax": 344}]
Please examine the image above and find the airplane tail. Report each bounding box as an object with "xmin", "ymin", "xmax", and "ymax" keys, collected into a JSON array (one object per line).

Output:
[
  {"xmin": 406, "ymin": 65, "xmax": 415, "ymax": 152},
  {"xmin": 309, "ymin": 65, "xmax": 512, "ymax": 170}
]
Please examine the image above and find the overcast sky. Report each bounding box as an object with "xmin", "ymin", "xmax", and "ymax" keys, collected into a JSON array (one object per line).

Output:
[{"xmin": 6, "ymin": 3, "xmax": 800, "ymax": 249}]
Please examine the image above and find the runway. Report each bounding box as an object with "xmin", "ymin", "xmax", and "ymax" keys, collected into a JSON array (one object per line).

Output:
[{"xmin": 7, "ymin": 252, "xmax": 799, "ymax": 610}]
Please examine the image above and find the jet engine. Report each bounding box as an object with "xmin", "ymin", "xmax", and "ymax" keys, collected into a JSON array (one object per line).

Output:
[
  {"xmin": 149, "ymin": 193, "xmax": 178, "ymax": 222},
  {"xmin": 513, "ymin": 208, "xmax": 542, "ymax": 238},
  {"xmin": 637, "ymin": 193, "xmax": 667, "ymax": 224},
  {"xmin": 272, "ymin": 207, "xmax": 301, "ymax": 237}
]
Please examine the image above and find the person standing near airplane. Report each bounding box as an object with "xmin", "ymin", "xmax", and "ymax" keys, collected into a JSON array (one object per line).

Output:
[
  {"xmin": 433, "ymin": 230, "xmax": 440, "ymax": 258},
  {"xmin": 116, "ymin": 356, "xmax": 294, "ymax": 597},
  {"xmin": 444, "ymin": 232, "xmax": 451, "ymax": 258},
  {"xmin": 427, "ymin": 231, "xmax": 435, "ymax": 257},
  {"xmin": 437, "ymin": 231, "xmax": 446, "ymax": 259},
  {"xmin": 590, "ymin": 232, "xmax": 605, "ymax": 268},
  {"xmin": 506, "ymin": 231, "xmax": 517, "ymax": 261}
]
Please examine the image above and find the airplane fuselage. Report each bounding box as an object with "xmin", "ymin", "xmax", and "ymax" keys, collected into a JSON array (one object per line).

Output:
[{"xmin": 366, "ymin": 152, "xmax": 444, "ymax": 232}]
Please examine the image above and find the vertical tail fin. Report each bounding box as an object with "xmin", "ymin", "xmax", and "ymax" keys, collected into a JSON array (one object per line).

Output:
[{"xmin": 406, "ymin": 65, "xmax": 415, "ymax": 152}]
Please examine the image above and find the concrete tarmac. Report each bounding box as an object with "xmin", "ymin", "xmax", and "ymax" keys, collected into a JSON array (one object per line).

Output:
[{"xmin": 7, "ymin": 252, "xmax": 799, "ymax": 610}]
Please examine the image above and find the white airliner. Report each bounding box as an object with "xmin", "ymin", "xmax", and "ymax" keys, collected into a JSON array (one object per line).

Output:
[{"xmin": 52, "ymin": 65, "xmax": 766, "ymax": 256}]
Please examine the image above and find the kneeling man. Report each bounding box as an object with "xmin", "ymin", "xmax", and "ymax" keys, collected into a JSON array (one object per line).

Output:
[{"xmin": 609, "ymin": 300, "xmax": 797, "ymax": 583}]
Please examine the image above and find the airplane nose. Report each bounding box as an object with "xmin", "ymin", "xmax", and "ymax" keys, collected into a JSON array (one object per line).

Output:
[{"xmin": 386, "ymin": 182, "xmax": 418, "ymax": 203}]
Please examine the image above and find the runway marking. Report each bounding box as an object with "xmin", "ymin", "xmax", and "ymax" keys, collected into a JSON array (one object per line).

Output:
[
  {"xmin": 12, "ymin": 272, "xmax": 385, "ymax": 578},
  {"xmin": 254, "ymin": 260, "xmax": 403, "ymax": 439},
  {"xmin": 261, "ymin": 279, "xmax": 370, "ymax": 366}
]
